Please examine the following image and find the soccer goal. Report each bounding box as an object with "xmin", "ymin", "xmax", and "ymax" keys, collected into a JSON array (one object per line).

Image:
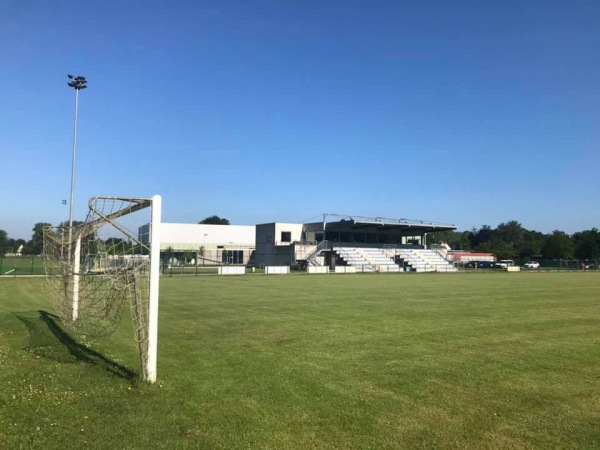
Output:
[{"xmin": 43, "ymin": 195, "xmax": 162, "ymax": 383}]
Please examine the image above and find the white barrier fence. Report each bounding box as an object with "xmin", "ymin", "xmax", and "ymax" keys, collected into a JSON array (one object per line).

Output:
[
  {"xmin": 265, "ymin": 266, "xmax": 290, "ymax": 275},
  {"xmin": 433, "ymin": 265, "xmax": 458, "ymax": 273},
  {"xmin": 377, "ymin": 265, "xmax": 401, "ymax": 272},
  {"xmin": 334, "ymin": 266, "xmax": 357, "ymax": 274},
  {"xmin": 218, "ymin": 266, "xmax": 246, "ymax": 275},
  {"xmin": 307, "ymin": 266, "xmax": 329, "ymax": 274}
]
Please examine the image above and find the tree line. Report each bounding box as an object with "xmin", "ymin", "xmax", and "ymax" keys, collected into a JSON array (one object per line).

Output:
[
  {"xmin": 2, "ymin": 218, "xmax": 598, "ymax": 261},
  {"xmin": 0, "ymin": 215, "xmax": 232, "ymax": 256},
  {"xmin": 428, "ymin": 220, "xmax": 600, "ymax": 261},
  {"xmin": 0, "ymin": 221, "xmax": 136, "ymax": 257},
  {"xmin": 0, "ymin": 223, "xmax": 49, "ymax": 256}
]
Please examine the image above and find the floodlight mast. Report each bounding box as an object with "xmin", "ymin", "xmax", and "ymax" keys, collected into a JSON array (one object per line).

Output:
[
  {"xmin": 67, "ymin": 75, "xmax": 87, "ymax": 232},
  {"xmin": 66, "ymin": 75, "xmax": 87, "ymax": 319}
]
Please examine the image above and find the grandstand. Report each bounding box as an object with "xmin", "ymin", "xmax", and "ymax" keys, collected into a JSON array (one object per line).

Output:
[
  {"xmin": 138, "ymin": 214, "xmax": 458, "ymax": 272},
  {"xmin": 256, "ymin": 214, "xmax": 458, "ymax": 272}
]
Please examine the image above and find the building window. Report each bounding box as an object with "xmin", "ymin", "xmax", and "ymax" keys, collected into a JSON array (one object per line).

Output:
[
  {"xmin": 222, "ymin": 250, "xmax": 244, "ymax": 264},
  {"xmin": 281, "ymin": 231, "xmax": 291, "ymax": 243},
  {"xmin": 340, "ymin": 232, "xmax": 352, "ymax": 242}
]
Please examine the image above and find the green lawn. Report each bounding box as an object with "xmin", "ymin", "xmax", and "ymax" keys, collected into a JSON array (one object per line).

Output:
[
  {"xmin": 0, "ymin": 256, "xmax": 45, "ymax": 276},
  {"xmin": 1, "ymin": 273, "xmax": 599, "ymax": 449}
]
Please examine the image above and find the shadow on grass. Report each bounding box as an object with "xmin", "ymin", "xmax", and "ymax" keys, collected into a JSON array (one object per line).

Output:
[{"xmin": 15, "ymin": 310, "xmax": 137, "ymax": 382}]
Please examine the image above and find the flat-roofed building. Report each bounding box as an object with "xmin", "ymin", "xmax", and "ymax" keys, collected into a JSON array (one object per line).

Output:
[
  {"xmin": 255, "ymin": 214, "xmax": 457, "ymax": 271},
  {"xmin": 139, "ymin": 223, "xmax": 255, "ymax": 265}
]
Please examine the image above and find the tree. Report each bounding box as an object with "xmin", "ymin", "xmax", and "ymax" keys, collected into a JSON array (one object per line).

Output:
[
  {"xmin": 31, "ymin": 222, "xmax": 52, "ymax": 255},
  {"xmin": 19, "ymin": 239, "xmax": 33, "ymax": 255},
  {"xmin": 0, "ymin": 229, "xmax": 8, "ymax": 255},
  {"xmin": 541, "ymin": 231, "xmax": 574, "ymax": 260},
  {"xmin": 104, "ymin": 238, "xmax": 134, "ymax": 255},
  {"xmin": 198, "ymin": 246, "xmax": 206, "ymax": 266},
  {"xmin": 519, "ymin": 230, "xmax": 545, "ymax": 259},
  {"xmin": 469, "ymin": 225, "xmax": 495, "ymax": 248},
  {"xmin": 496, "ymin": 220, "xmax": 525, "ymax": 247},
  {"xmin": 199, "ymin": 216, "xmax": 230, "ymax": 225},
  {"xmin": 427, "ymin": 230, "xmax": 471, "ymax": 250},
  {"xmin": 476, "ymin": 237, "xmax": 517, "ymax": 260},
  {"xmin": 572, "ymin": 228, "xmax": 600, "ymax": 260},
  {"xmin": 58, "ymin": 220, "xmax": 85, "ymax": 228},
  {"xmin": 55, "ymin": 220, "xmax": 94, "ymax": 253}
]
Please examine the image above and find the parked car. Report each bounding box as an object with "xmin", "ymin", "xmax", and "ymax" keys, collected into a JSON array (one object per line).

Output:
[
  {"xmin": 585, "ymin": 264, "xmax": 597, "ymax": 270},
  {"xmin": 523, "ymin": 261, "xmax": 540, "ymax": 269},
  {"xmin": 465, "ymin": 261, "xmax": 495, "ymax": 269},
  {"xmin": 494, "ymin": 260, "xmax": 515, "ymax": 269},
  {"xmin": 478, "ymin": 261, "xmax": 495, "ymax": 269}
]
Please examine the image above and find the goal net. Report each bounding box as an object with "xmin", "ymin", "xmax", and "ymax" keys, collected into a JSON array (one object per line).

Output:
[{"xmin": 43, "ymin": 195, "xmax": 162, "ymax": 382}]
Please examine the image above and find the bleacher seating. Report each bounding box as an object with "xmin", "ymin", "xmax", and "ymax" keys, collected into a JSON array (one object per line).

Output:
[
  {"xmin": 386, "ymin": 248, "xmax": 457, "ymax": 272},
  {"xmin": 330, "ymin": 246, "xmax": 457, "ymax": 273},
  {"xmin": 333, "ymin": 247, "xmax": 400, "ymax": 272},
  {"xmin": 360, "ymin": 248, "xmax": 401, "ymax": 271},
  {"xmin": 419, "ymin": 249, "xmax": 458, "ymax": 272},
  {"xmin": 333, "ymin": 247, "xmax": 376, "ymax": 272}
]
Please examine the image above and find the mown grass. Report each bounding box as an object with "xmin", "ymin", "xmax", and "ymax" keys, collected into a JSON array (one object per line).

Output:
[
  {"xmin": 0, "ymin": 256, "xmax": 45, "ymax": 276},
  {"xmin": 1, "ymin": 273, "xmax": 599, "ymax": 449}
]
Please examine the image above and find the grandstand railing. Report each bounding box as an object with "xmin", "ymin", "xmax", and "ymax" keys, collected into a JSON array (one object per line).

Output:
[
  {"xmin": 428, "ymin": 244, "xmax": 451, "ymax": 261},
  {"xmin": 301, "ymin": 240, "xmax": 330, "ymax": 264}
]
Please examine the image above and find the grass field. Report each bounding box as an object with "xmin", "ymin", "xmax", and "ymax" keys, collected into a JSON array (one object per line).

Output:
[
  {"xmin": 1, "ymin": 273, "xmax": 599, "ymax": 449},
  {"xmin": 0, "ymin": 256, "xmax": 45, "ymax": 276}
]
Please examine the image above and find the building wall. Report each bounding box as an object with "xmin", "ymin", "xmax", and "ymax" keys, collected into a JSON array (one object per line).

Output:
[
  {"xmin": 141, "ymin": 218, "xmax": 451, "ymax": 268},
  {"xmin": 448, "ymin": 251, "xmax": 495, "ymax": 262},
  {"xmin": 255, "ymin": 223, "xmax": 304, "ymax": 266},
  {"xmin": 139, "ymin": 223, "xmax": 256, "ymax": 265},
  {"xmin": 159, "ymin": 223, "xmax": 255, "ymax": 250}
]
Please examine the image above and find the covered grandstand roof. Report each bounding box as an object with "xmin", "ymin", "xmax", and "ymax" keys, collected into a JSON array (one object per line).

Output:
[{"xmin": 321, "ymin": 214, "xmax": 456, "ymax": 234}]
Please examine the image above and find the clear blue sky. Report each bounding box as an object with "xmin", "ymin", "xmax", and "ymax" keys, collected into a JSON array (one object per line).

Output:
[{"xmin": 1, "ymin": 0, "xmax": 598, "ymax": 240}]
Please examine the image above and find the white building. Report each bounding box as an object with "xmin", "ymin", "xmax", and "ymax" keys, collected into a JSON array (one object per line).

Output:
[
  {"xmin": 139, "ymin": 223, "xmax": 255, "ymax": 265},
  {"xmin": 139, "ymin": 213, "xmax": 456, "ymax": 270}
]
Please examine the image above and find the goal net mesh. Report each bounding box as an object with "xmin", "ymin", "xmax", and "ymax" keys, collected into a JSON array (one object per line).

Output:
[{"xmin": 43, "ymin": 197, "xmax": 154, "ymax": 373}]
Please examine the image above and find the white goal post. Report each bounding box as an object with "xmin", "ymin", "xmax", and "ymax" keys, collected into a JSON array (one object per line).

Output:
[
  {"xmin": 146, "ymin": 195, "xmax": 161, "ymax": 383},
  {"xmin": 44, "ymin": 195, "xmax": 162, "ymax": 383}
]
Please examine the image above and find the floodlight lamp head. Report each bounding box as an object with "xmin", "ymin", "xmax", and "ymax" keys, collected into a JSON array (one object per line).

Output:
[{"xmin": 67, "ymin": 74, "xmax": 88, "ymax": 90}]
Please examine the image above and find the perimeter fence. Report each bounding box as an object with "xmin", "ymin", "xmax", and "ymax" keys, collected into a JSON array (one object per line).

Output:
[
  {"xmin": 0, "ymin": 254, "xmax": 598, "ymax": 277},
  {"xmin": 0, "ymin": 255, "xmax": 45, "ymax": 276}
]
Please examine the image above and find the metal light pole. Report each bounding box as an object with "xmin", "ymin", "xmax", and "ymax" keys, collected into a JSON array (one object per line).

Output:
[
  {"xmin": 66, "ymin": 75, "xmax": 87, "ymax": 319},
  {"xmin": 67, "ymin": 75, "xmax": 87, "ymax": 231}
]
